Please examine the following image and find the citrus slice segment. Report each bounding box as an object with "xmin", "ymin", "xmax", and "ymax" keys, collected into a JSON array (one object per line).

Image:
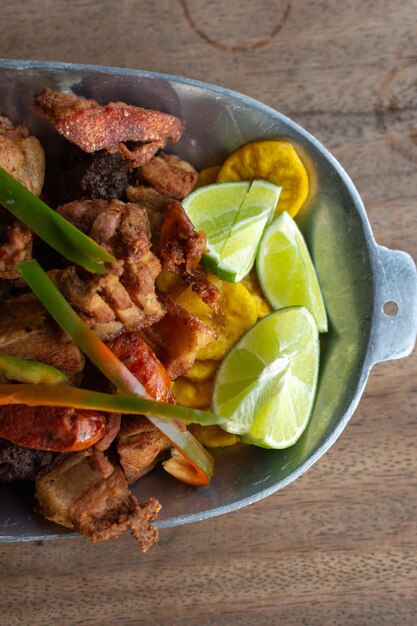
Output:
[
  {"xmin": 217, "ymin": 139, "xmax": 309, "ymax": 217},
  {"xmin": 212, "ymin": 307, "xmax": 319, "ymax": 448},
  {"xmin": 256, "ymin": 211, "xmax": 327, "ymax": 332},
  {"xmin": 182, "ymin": 181, "xmax": 250, "ymax": 272},
  {"xmin": 217, "ymin": 180, "xmax": 281, "ymax": 282}
]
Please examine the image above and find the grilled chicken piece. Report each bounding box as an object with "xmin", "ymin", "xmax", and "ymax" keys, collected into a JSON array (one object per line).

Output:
[
  {"xmin": 0, "ymin": 405, "xmax": 106, "ymax": 452},
  {"xmin": 0, "ymin": 115, "xmax": 45, "ymax": 278},
  {"xmin": 138, "ymin": 153, "xmax": 198, "ymax": 199},
  {"xmin": 0, "ymin": 294, "xmax": 84, "ymax": 376},
  {"xmin": 33, "ymin": 88, "xmax": 184, "ymax": 168},
  {"xmin": 56, "ymin": 199, "xmax": 164, "ymax": 334},
  {"xmin": 35, "ymin": 450, "xmax": 161, "ymax": 551},
  {"xmin": 0, "ymin": 439, "xmax": 55, "ymax": 483},
  {"xmin": 116, "ymin": 416, "xmax": 171, "ymax": 483},
  {"xmin": 0, "ymin": 114, "xmax": 45, "ymax": 196},
  {"xmin": 160, "ymin": 200, "xmax": 221, "ymax": 312},
  {"xmin": 144, "ymin": 292, "xmax": 217, "ymax": 379}
]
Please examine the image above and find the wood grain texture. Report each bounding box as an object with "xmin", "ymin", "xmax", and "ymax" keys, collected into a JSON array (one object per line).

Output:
[{"xmin": 0, "ymin": 0, "xmax": 417, "ymax": 624}]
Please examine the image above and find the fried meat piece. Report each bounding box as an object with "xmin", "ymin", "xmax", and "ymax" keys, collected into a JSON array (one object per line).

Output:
[
  {"xmin": 0, "ymin": 405, "xmax": 107, "ymax": 452},
  {"xmin": 0, "ymin": 115, "xmax": 45, "ymax": 278},
  {"xmin": 0, "ymin": 439, "xmax": 55, "ymax": 483},
  {"xmin": 144, "ymin": 292, "xmax": 217, "ymax": 379},
  {"xmin": 0, "ymin": 114, "xmax": 45, "ymax": 196},
  {"xmin": 33, "ymin": 88, "xmax": 185, "ymax": 167},
  {"xmin": 160, "ymin": 200, "xmax": 221, "ymax": 312},
  {"xmin": 107, "ymin": 332, "xmax": 174, "ymax": 403},
  {"xmin": 138, "ymin": 153, "xmax": 198, "ymax": 199},
  {"xmin": 0, "ymin": 294, "xmax": 84, "ymax": 376},
  {"xmin": 35, "ymin": 450, "xmax": 161, "ymax": 552},
  {"xmin": 116, "ymin": 416, "xmax": 171, "ymax": 483},
  {"xmin": 0, "ymin": 214, "xmax": 33, "ymax": 279},
  {"xmin": 125, "ymin": 184, "xmax": 171, "ymax": 250},
  {"xmin": 55, "ymin": 199, "xmax": 164, "ymax": 335}
]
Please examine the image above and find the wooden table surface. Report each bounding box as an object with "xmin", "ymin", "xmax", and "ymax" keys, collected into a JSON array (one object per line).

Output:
[{"xmin": 1, "ymin": 1, "xmax": 417, "ymax": 624}]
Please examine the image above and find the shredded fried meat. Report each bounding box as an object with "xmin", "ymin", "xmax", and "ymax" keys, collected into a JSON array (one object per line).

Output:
[
  {"xmin": 33, "ymin": 88, "xmax": 185, "ymax": 167},
  {"xmin": 0, "ymin": 213, "xmax": 33, "ymax": 280},
  {"xmin": 35, "ymin": 450, "xmax": 161, "ymax": 552},
  {"xmin": 144, "ymin": 292, "xmax": 217, "ymax": 379},
  {"xmin": 160, "ymin": 200, "xmax": 221, "ymax": 312}
]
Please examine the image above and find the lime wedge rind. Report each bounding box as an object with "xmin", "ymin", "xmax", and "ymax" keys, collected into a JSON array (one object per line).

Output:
[
  {"xmin": 212, "ymin": 307, "xmax": 320, "ymax": 449},
  {"xmin": 256, "ymin": 211, "xmax": 328, "ymax": 332}
]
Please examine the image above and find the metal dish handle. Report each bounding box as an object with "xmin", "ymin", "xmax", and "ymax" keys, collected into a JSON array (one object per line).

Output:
[{"xmin": 369, "ymin": 244, "xmax": 417, "ymax": 365}]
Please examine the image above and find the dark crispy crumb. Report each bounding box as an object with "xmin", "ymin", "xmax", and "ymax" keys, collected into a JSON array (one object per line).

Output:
[{"xmin": 0, "ymin": 439, "xmax": 55, "ymax": 483}]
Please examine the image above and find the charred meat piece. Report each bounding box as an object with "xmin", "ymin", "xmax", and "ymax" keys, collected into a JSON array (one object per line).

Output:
[
  {"xmin": 0, "ymin": 294, "xmax": 84, "ymax": 376},
  {"xmin": 0, "ymin": 439, "xmax": 55, "ymax": 483},
  {"xmin": 144, "ymin": 292, "xmax": 217, "ymax": 379},
  {"xmin": 160, "ymin": 200, "xmax": 221, "ymax": 312},
  {"xmin": 0, "ymin": 405, "xmax": 106, "ymax": 452},
  {"xmin": 56, "ymin": 147, "xmax": 132, "ymax": 204},
  {"xmin": 0, "ymin": 114, "xmax": 45, "ymax": 196},
  {"xmin": 116, "ymin": 415, "xmax": 171, "ymax": 483},
  {"xmin": 36, "ymin": 450, "xmax": 161, "ymax": 552},
  {"xmin": 107, "ymin": 332, "xmax": 174, "ymax": 403},
  {"xmin": 33, "ymin": 88, "xmax": 184, "ymax": 167},
  {"xmin": 138, "ymin": 153, "xmax": 198, "ymax": 199}
]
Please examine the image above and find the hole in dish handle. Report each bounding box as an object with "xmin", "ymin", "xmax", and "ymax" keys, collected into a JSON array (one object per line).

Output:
[{"xmin": 370, "ymin": 244, "xmax": 417, "ymax": 364}]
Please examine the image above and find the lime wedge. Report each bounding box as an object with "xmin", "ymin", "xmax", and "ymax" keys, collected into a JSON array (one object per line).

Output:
[
  {"xmin": 182, "ymin": 182, "xmax": 250, "ymax": 272},
  {"xmin": 182, "ymin": 180, "xmax": 281, "ymax": 281},
  {"xmin": 217, "ymin": 180, "xmax": 281, "ymax": 282},
  {"xmin": 256, "ymin": 211, "xmax": 327, "ymax": 332},
  {"xmin": 212, "ymin": 307, "xmax": 319, "ymax": 448}
]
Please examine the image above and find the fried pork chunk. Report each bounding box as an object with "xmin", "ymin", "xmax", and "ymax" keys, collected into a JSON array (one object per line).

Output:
[
  {"xmin": 55, "ymin": 199, "xmax": 164, "ymax": 337},
  {"xmin": 116, "ymin": 416, "xmax": 171, "ymax": 483},
  {"xmin": 33, "ymin": 88, "xmax": 185, "ymax": 167},
  {"xmin": 138, "ymin": 153, "xmax": 198, "ymax": 199},
  {"xmin": 0, "ymin": 114, "xmax": 45, "ymax": 196},
  {"xmin": 0, "ymin": 115, "xmax": 45, "ymax": 278},
  {"xmin": 36, "ymin": 450, "xmax": 161, "ymax": 552},
  {"xmin": 144, "ymin": 292, "xmax": 217, "ymax": 379},
  {"xmin": 160, "ymin": 200, "xmax": 221, "ymax": 312},
  {"xmin": 0, "ymin": 294, "xmax": 84, "ymax": 376}
]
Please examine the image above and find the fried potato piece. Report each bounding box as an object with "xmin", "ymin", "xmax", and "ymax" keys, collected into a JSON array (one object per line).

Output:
[
  {"xmin": 217, "ymin": 140, "xmax": 309, "ymax": 217},
  {"xmin": 175, "ymin": 275, "xmax": 258, "ymax": 360},
  {"xmin": 188, "ymin": 424, "xmax": 240, "ymax": 448},
  {"xmin": 242, "ymin": 270, "xmax": 272, "ymax": 319},
  {"xmin": 195, "ymin": 165, "xmax": 221, "ymax": 188}
]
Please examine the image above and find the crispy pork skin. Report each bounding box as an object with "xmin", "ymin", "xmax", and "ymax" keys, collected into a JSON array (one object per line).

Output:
[
  {"xmin": 33, "ymin": 88, "xmax": 184, "ymax": 167},
  {"xmin": 36, "ymin": 451, "xmax": 161, "ymax": 551}
]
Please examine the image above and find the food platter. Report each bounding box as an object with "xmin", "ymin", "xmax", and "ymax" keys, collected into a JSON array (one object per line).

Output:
[{"xmin": 0, "ymin": 60, "xmax": 416, "ymax": 542}]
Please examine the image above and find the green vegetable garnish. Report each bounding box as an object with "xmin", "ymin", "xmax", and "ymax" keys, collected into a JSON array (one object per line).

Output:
[
  {"xmin": 0, "ymin": 166, "xmax": 115, "ymax": 274},
  {"xmin": 0, "ymin": 384, "xmax": 224, "ymax": 425},
  {"xmin": 0, "ymin": 351, "xmax": 68, "ymax": 384},
  {"xmin": 18, "ymin": 259, "xmax": 215, "ymax": 485}
]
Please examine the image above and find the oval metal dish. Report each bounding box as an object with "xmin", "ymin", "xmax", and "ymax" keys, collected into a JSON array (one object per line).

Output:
[{"xmin": 0, "ymin": 60, "xmax": 416, "ymax": 542}]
